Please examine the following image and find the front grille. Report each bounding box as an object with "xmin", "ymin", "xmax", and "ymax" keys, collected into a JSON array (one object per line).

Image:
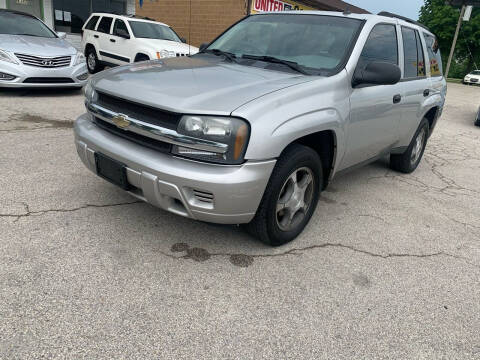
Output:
[
  {"xmin": 23, "ymin": 77, "xmax": 74, "ymax": 84},
  {"xmin": 97, "ymin": 92, "xmax": 181, "ymax": 130},
  {"xmin": 471, "ymin": 78, "xmax": 478, "ymax": 83},
  {"xmin": 94, "ymin": 117, "xmax": 171, "ymax": 154},
  {"xmin": 15, "ymin": 53, "xmax": 71, "ymax": 68}
]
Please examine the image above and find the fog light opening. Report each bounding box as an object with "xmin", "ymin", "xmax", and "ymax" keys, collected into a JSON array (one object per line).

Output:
[
  {"xmin": 77, "ymin": 72, "xmax": 89, "ymax": 81},
  {"xmin": 0, "ymin": 72, "xmax": 16, "ymax": 81}
]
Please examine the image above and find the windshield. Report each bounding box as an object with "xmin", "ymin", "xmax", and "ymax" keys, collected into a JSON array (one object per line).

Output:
[
  {"xmin": 207, "ymin": 14, "xmax": 363, "ymax": 75},
  {"xmin": 128, "ymin": 21, "xmax": 181, "ymax": 42},
  {"xmin": 470, "ymin": 70, "xmax": 480, "ymax": 75},
  {"xmin": 0, "ymin": 12, "xmax": 56, "ymax": 38}
]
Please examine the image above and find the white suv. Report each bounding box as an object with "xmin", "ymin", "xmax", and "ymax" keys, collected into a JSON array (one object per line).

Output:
[{"xmin": 81, "ymin": 13, "xmax": 199, "ymax": 73}]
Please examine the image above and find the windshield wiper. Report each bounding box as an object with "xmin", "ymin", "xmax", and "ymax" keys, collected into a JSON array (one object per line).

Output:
[
  {"xmin": 202, "ymin": 48, "xmax": 238, "ymax": 63},
  {"xmin": 241, "ymin": 55, "xmax": 309, "ymax": 75}
]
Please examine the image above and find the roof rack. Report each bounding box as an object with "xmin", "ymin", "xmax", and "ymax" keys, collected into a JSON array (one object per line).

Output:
[
  {"xmin": 127, "ymin": 14, "xmax": 156, "ymax": 21},
  {"xmin": 378, "ymin": 11, "xmax": 430, "ymax": 31}
]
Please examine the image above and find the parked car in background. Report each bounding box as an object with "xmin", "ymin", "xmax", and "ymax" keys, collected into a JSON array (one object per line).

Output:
[
  {"xmin": 0, "ymin": 9, "xmax": 87, "ymax": 88},
  {"xmin": 463, "ymin": 70, "xmax": 480, "ymax": 85},
  {"xmin": 81, "ymin": 13, "xmax": 199, "ymax": 74},
  {"xmin": 74, "ymin": 11, "xmax": 446, "ymax": 245}
]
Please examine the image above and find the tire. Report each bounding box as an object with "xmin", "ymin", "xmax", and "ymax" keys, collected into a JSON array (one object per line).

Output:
[
  {"xmin": 86, "ymin": 47, "xmax": 104, "ymax": 74},
  {"xmin": 245, "ymin": 144, "xmax": 323, "ymax": 246},
  {"xmin": 135, "ymin": 54, "xmax": 150, "ymax": 62},
  {"xmin": 390, "ymin": 118, "xmax": 429, "ymax": 174}
]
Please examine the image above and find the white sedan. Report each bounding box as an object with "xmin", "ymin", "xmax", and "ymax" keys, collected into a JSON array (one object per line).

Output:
[{"xmin": 463, "ymin": 70, "xmax": 480, "ymax": 85}]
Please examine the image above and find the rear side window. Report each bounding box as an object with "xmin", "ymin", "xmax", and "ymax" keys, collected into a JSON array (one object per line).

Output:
[
  {"xmin": 401, "ymin": 27, "xmax": 425, "ymax": 78},
  {"xmin": 97, "ymin": 17, "xmax": 113, "ymax": 34},
  {"xmin": 358, "ymin": 24, "xmax": 398, "ymax": 70},
  {"xmin": 424, "ymin": 33, "xmax": 443, "ymax": 77},
  {"xmin": 85, "ymin": 16, "xmax": 99, "ymax": 30}
]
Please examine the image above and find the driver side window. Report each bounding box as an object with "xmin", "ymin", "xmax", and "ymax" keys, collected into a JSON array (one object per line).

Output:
[{"xmin": 357, "ymin": 24, "xmax": 398, "ymax": 70}]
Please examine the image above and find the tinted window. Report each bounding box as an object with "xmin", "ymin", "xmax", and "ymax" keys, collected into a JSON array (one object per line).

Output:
[
  {"xmin": 416, "ymin": 31, "xmax": 425, "ymax": 77},
  {"xmin": 0, "ymin": 12, "xmax": 56, "ymax": 38},
  {"xmin": 113, "ymin": 19, "xmax": 129, "ymax": 35},
  {"xmin": 402, "ymin": 27, "xmax": 425, "ymax": 78},
  {"xmin": 85, "ymin": 16, "xmax": 99, "ymax": 30},
  {"xmin": 424, "ymin": 33, "xmax": 442, "ymax": 77},
  {"xmin": 97, "ymin": 16, "xmax": 113, "ymax": 34},
  {"xmin": 129, "ymin": 21, "xmax": 181, "ymax": 42},
  {"xmin": 358, "ymin": 24, "xmax": 398, "ymax": 69},
  {"xmin": 207, "ymin": 15, "xmax": 363, "ymax": 74}
]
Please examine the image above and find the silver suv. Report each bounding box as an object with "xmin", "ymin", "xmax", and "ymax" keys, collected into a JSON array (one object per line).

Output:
[{"xmin": 74, "ymin": 11, "xmax": 447, "ymax": 246}]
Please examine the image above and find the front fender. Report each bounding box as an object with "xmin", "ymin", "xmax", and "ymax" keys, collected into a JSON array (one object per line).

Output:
[{"xmin": 233, "ymin": 71, "xmax": 350, "ymax": 167}]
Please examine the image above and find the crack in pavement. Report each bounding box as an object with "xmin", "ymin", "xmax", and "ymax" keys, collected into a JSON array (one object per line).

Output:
[
  {"xmin": 168, "ymin": 242, "xmax": 480, "ymax": 269},
  {"xmin": 0, "ymin": 201, "xmax": 142, "ymax": 222}
]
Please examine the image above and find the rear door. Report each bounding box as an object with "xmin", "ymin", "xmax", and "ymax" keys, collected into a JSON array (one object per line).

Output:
[
  {"xmin": 342, "ymin": 23, "xmax": 403, "ymax": 169},
  {"xmin": 96, "ymin": 16, "xmax": 114, "ymax": 62},
  {"xmin": 398, "ymin": 26, "xmax": 431, "ymax": 144}
]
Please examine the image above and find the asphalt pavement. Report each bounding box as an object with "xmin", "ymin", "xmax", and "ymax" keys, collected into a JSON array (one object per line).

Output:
[{"xmin": 1, "ymin": 83, "xmax": 479, "ymax": 359}]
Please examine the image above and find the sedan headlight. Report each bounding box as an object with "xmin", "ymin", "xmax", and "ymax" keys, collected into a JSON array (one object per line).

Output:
[
  {"xmin": 157, "ymin": 50, "xmax": 176, "ymax": 59},
  {"xmin": 0, "ymin": 49, "xmax": 18, "ymax": 64},
  {"xmin": 172, "ymin": 115, "xmax": 250, "ymax": 164},
  {"xmin": 74, "ymin": 51, "xmax": 86, "ymax": 66}
]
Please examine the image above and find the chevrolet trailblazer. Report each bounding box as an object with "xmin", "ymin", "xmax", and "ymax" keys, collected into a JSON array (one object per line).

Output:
[{"xmin": 74, "ymin": 11, "xmax": 447, "ymax": 245}]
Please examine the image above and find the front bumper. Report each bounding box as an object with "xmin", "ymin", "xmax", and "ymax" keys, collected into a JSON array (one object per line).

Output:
[
  {"xmin": 0, "ymin": 60, "xmax": 88, "ymax": 88},
  {"xmin": 463, "ymin": 78, "xmax": 479, "ymax": 85},
  {"xmin": 74, "ymin": 114, "xmax": 276, "ymax": 224}
]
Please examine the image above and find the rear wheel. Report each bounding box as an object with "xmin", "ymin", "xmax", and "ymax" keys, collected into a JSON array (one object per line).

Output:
[
  {"xmin": 86, "ymin": 47, "xmax": 104, "ymax": 74},
  {"xmin": 245, "ymin": 144, "xmax": 322, "ymax": 246},
  {"xmin": 390, "ymin": 118, "xmax": 429, "ymax": 173}
]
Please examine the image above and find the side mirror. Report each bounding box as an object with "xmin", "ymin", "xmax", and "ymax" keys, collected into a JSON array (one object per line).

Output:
[
  {"xmin": 115, "ymin": 28, "xmax": 130, "ymax": 39},
  {"xmin": 180, "ymin": 37, "xmax": 187, "ymax": 43},
  {"xmin": 57, "ymin": 32, "xmax": 67, "ymax": 40},
  {"xmin": 199, "ymin": 43, "xmax": 209, "ymax": 52},
  {"xmin": 352, "ymin": 61, "xmax": 401, "ymax": 87}
]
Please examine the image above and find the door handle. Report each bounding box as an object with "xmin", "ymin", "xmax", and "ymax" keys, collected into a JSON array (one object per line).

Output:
[
  {"xmin": 110, "ymin": 39, "xmax": 116, "ymax": 43},
  {"xmin": 94, "ymin": 34, "xmax": 99, "ymax": 38},
  {"xmin": 423, "ymin": 89, "xmax": 430, "ymax": 97},
  {"xmin": 393, "ymin": 94, "xmax": 402, "ymax": 104}
]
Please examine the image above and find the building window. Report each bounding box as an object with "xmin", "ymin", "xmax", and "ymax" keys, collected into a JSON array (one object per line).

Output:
[{"xmin": 53, "ymin": 0, "xmax": 127, "ymax": 34}]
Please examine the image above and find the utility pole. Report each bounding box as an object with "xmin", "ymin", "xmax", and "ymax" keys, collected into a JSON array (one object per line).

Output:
[{"xmin": 445, "ymin": 5, "xmax": 466, "ymax": 78}]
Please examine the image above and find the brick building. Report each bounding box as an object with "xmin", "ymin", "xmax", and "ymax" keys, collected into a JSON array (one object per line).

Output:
[{"xmin": 136, "ymin": 0, "xmax": 369, "ymax": 47}]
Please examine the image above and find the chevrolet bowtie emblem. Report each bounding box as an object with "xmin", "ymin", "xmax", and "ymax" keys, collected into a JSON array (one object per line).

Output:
[{"xmin": 112, "ymin": 114, "xmax": 130, "ymax": 129}]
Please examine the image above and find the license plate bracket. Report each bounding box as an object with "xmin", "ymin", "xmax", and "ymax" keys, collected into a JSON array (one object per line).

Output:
[{"xmin": 95, "ymin": 152, "xmax": 130, "ymax": 190}]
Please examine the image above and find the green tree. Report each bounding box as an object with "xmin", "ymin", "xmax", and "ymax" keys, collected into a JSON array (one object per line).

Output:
[{"xmin": 419, "ymin": 0, "xmax": 480, "ymax": 77}]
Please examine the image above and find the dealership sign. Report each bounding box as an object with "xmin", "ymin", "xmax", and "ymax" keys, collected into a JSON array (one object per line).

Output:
[{"xmin": 251, "ymin": 0, "xmax": 314, "ymax": 13}]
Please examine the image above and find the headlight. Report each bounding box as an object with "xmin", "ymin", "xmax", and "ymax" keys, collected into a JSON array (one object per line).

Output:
[
  {"xmin": 83, "ymin": 79, "xmax": 97, "ymax": 107},
  {"xmin": 74, "ymin": 51, "xmax": 86, "ymax": 66},
  {"xmin": 157, "ymin": 50, "xmax": 176, "ymax": 59},
  {"xmin": 172, "ymin": 115, "xmax": 250, "ymax": 164},
  {"xmin": 0, "ymin": 49, "xmax": 18, "ymax": 64}
]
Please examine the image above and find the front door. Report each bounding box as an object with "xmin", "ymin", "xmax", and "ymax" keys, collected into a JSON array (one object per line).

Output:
[
  {"xmin": 7, "ymin": 0, "xmax": 42, "ymax": 19},
  {"xmin": 341, "ymin": 23, "xmax": 402, "ymax": 170}
]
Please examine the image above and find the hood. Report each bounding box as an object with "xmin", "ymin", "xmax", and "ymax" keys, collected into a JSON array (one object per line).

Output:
[
  {"xmin": 134, "ymin": 38, "xmax": 199, "ymax": 55},
  {"xmin": 0, "ymin": 34, "xmax": 77, "ymax": 56},
  {"xmin": 92, "ymin": 56, "xmax": 316, "ymax": 115}
]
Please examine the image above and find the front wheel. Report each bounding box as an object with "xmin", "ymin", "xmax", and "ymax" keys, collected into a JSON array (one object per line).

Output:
[
  {"xmin": 390, "ymin": 118, "xmax": 429, "ymax": 173},
  {"xmin": 245, "ymin": 144, "xmax": 322, "ymax": 246}
]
